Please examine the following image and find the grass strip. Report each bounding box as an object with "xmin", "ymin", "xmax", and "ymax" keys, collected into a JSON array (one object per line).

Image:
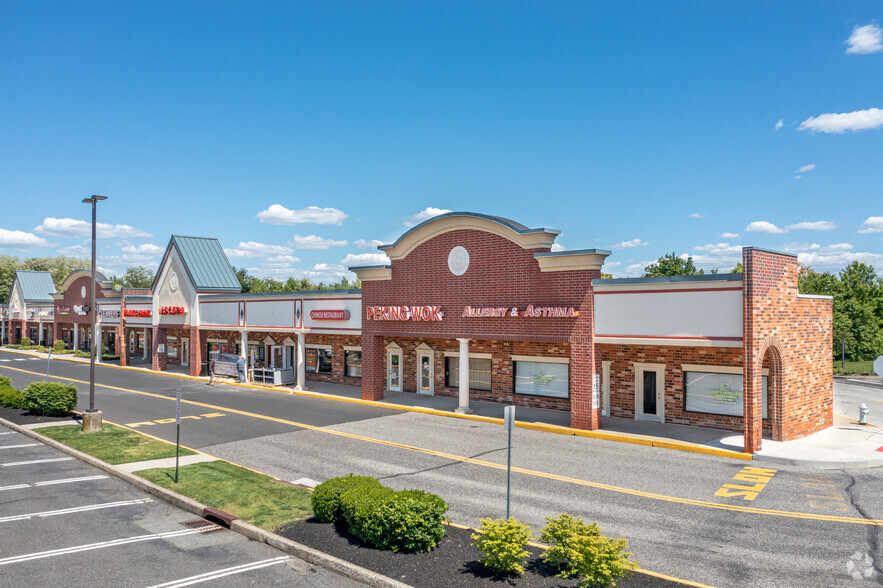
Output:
[
  {"xmin": 39, "ymin": 423, "xmax": 196, "ymax": 465},
  {"xmin": 137, "ymin": 461, "xmax": 313, "ymax": 531},
  {"xmin": 834, "ymin": 360, "xmax": 877, "ymax": 376}
]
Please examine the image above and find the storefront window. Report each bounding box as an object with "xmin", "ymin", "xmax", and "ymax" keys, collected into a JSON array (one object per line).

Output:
[
  {"xmin": 305, "ymin": 348, "xmax": 332, "ymax": 374},
  {"xmin": 345, "ymin": 351, "xmax": 362, "ymax": 377},
  {"xmin": 685, "ymin": 372, "xmax": 768, "ymax": 418},
  {"xmin": 514, "ymin": 361, "xmax": 569, "ymax": 398},
  {"xmin": 167, "ymin": 338, "xmax": 179, "ymax": 359},
  {"xmin": 208, "ymin": 342, "xmax": 230, "ymax": 360},
  {"xmin": 445, "ymin": 357, "xmax": 492, "ymax": 391}
]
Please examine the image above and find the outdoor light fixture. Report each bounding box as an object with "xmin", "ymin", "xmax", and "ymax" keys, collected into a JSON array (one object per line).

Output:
[{"xmin": 82, "ymin": 194, "xmax": 107, "ymax": 432}]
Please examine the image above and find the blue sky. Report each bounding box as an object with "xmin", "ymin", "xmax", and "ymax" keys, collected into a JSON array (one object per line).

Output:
[{"xmin": 1, "ymin": 2, "xmax": 881, "ymax": 280}]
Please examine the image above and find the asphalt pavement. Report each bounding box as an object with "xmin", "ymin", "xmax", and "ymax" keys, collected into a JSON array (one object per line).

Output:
[
  {"xmin": 2, "ymin": 348, "xmax": 882, "ymax": 587},
  {"xmin": 0, "ymin": 421, "xmax": 363, "ymax": 587}
]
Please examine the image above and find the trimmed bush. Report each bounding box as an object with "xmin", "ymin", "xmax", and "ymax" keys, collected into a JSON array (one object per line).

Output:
[
  {"xmin": 20, "ymin": 337, "xmax": 32, "ymax": 347},
  {"xmin": 472, "ymin": 517, "xmax": 533, "ymax": 575},
  {"xmin": 346, "ymin": 488, "xmax": 448, "ymax": 552},
  {"xmin": 312, "ymin": 475, "xmax": 383, "ymax": 523},
  {"xmin": 0, "ymin": 375, "xmax": 12, "ymax": 387},
  {"xmin": 540, "ymin": 513, "xmax": 637, "ymax": 588},
  {"xmin": 21, "ymin": 381, "xmax": 79, "ymax": 416},
  {"xmin": 53, "ymin": 340, "xmax": 67, "ymax": 352},
  {"xmin": 340, "ymin": 484, "xmax": 396, "ymax": 543},
  {"xmin": 74, "ymin": 350, "xmax": 90, "ymax": 358},
  {"xmin": 0, "ymin": 386, "xmax": 24, "ymax": 409}
]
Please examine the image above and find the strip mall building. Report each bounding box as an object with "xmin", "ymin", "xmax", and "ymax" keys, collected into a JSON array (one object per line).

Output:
[{"xmin": 0, "ymin": 213, "xmax": 832, "ymax": 452}]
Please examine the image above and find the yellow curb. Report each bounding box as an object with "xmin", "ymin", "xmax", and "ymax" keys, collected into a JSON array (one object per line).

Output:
[
  {"xmin": 2, "ymin": 346, "xmax": 752, "ymax": 461},
  {"xmin": 448, "ymin": 521, "xmax": 715, "ymax": 587}
]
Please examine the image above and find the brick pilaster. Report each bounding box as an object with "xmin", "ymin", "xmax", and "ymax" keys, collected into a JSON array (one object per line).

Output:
[
  {"xmin": 362, "ymin": 333, "xmax": 385, "ymax": 401},
  {"xmin": 152, "ymin": 326, "xmax": 167, "ymax": 371}
]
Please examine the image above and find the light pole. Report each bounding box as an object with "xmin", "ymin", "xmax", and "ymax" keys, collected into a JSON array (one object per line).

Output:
[{"xmin": 82, "ymin": 195, "xmax": 107, "ymax": 432}]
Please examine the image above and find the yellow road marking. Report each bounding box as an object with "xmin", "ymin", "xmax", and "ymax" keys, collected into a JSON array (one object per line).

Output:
[{"xmin": 1, "ymin": 363, "xmax": 880, "ymax": 526}]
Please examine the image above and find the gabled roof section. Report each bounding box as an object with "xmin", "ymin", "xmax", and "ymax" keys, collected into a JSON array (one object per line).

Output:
[
  {"xmin": 378, "ymin": 212, "xmax": 561, "ymax": 261},
  {"xmin": 13, "ymin": 270, "xmax": 56, "ymax": 302},
  {"xmin": 58, "ymin": 269, "xmax": 108, "ymax": 292},
  {"xmin": 154, "ymin": 235, "xmax": 241, "ymax": 293}
]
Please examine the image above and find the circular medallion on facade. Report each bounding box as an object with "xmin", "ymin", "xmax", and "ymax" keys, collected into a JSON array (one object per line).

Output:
[
  {"xmin": 448, "ymin": 246, "xmax": 470, "ymax": 276},
  {"xmin": 170, "ymin": 272, "xmax": 179, "ymax": 292},
  {"xmin": 80, "ymin": 286, "xmax": 86, "ymax": 298}
]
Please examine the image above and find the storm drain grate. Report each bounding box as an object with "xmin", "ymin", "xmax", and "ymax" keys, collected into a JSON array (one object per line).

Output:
[{"xmin": 180, "ymin": 518, "xmax": 224, "ymax": 534}]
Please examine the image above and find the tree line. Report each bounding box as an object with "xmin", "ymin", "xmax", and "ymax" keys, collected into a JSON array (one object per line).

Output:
[{"xmin": 643, "ymin": 253, "xmax": 883, "ymax": 362}]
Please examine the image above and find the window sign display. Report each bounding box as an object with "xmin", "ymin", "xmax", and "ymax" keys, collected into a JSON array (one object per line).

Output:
[
  {"xmin": 167, "ymin": 338, "xmax": 179, "ymax": 359},
  {"xmin": 305, "ymin": 348, "xmax": 332, "ymax": 374},
  {"xmin": 345, "ymin": 351, "xmax": 362, "ymax": 377},
  {"xmin": 514, "ymin": 361, "xmax": 569, "ymax": 398},
  {"xmin": 685, "ymin": 372, "xmax": 768, "ymax": 418}
]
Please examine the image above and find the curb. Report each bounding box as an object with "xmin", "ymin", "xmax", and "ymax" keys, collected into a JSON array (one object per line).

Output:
[
  {"xmin": 1, "ymin": 346, "xmax": 752, "ymax": 462},
  {"xmin": 0, "ymin": 415, "xmax": 412, "ymax": 588}
]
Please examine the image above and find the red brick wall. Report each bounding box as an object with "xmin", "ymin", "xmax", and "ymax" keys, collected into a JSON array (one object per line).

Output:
[
  {"xmin": 385, "ymin": 337, "xmax": 572, "ymax": 411},
  {"xmin": 152, "ymin": 326, "xmax": 167, "ymax": 371},
  {"xmin": 361, "ymin": 228, "xmax": 600, "ymax": 427},
  {"xmin": 743, "ymin": 248, "xmax": 832, "ymax": 450},
  {"xmin": 598, "ymin": 343, "xmax": 776, "ymax": 434}
]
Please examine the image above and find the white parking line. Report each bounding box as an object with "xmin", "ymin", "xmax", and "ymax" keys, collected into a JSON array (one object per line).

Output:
[
  {"xmin": 146, "ymin": 556, "xmax": 292, "ymax": 587},
  {"xmin": 0, "ymin": 528, "xmax": 202, "ymax": 566},
  {"xmin": 0, "ymin": 444, "xmax": 40, "ymax": 450},
  {"xmin": 0, "ymin": 475, "xmax": 108, "ymax": 492},
  {"xmin": 0, "ymin": 498, "xmax": 152, "ymax": 523},
  {"xmin": 0, "ymin": 432, "xmax": 14, "ymax": 435},
  {"xmin": 0, "ymin": 457, "xmax": 73, "ymax": 467}
]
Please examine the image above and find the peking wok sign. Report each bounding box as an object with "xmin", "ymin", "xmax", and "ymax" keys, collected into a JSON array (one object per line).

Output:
[{"xmin": 367, "ymin": 306, "xmax": 444, "ymax": 321}]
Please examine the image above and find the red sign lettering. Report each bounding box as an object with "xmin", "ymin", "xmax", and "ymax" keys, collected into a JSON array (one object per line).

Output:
[
  {"xmin": 366, "ymin": 306, "xmax": 444, "ymax": 321},
  {"xmin": 309, "ymin": 309, "xmax": 351, "ymax": 321}
]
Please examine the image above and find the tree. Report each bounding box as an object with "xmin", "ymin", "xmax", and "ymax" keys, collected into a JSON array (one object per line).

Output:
[
  {"xmin": 112, "ymin": 266, "xmax": 155, "ymax": 289},
  {"xmin": 731, "ymin": 262, "xmax": 744, "ymax": 273},
  {"xmin": 642, "ymin": 252, "xmax": 704, "ymax": 277},
  {"xmin": 0, "ymin": 254, "xmax": 90, "ymax": 303}
]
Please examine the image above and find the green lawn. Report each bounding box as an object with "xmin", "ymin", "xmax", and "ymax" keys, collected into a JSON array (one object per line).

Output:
[
  {"xmin": 40, "ymin": 423, "xmax": 196, "ymax": 465},
  {"xmin": 137, "ymin": 461, "xmax": 313, "ymax": 531},
  {"xmin": 833, "ymin": 360, "xmax": 877, "ymax": 376}
]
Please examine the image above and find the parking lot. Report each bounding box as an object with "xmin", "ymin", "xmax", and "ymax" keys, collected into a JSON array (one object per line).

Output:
[{"xmin": 0, "ymin": 423, "xmax": 363, "ymax": 587}]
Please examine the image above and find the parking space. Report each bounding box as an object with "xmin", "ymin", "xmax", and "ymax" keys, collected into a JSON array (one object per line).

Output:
[{"xmin": 0, "ymin": 423, "xmax": 363, "ymax": 587}]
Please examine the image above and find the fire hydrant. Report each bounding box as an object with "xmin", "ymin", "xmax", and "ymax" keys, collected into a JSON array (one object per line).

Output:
[{"xmin": 858, "ymin": 403, "xmax": 870, "ymax": 425}]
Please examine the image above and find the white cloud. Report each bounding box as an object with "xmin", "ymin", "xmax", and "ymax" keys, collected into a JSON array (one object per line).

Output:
[
  {"xmin": 798, "ymin": 108, "xmax": 883, "ymax": 134},
  {"xmin": 720, "ymin": 232, "xmax": 740, "ymax": 239},
  {"xmin": 120, "ymin": 243, "xmax": 163, "ymax": 255},
  {"xmin": 551, "ymin": 243, "xmax": 566, "ymax": 252},
  {"xmin": 353, "ymin": 238, "xmax": 385, "ymax": 249},
  {"xmin": 403, "ymin": 207, "xmax": 452, "ymax": 227},
  {"xmin": 255, "ymin": 204, "xmax": 348, "ymax": 226},
  {"xmin": 795, "ymin": 164, "xmax": 816, "ymax": 174},
  {"xmin": 798, "ymin": 250, "xmax": 883, "ymax": 271},
  {"xmin": 858, "ymin": 216, "xmax": 883, "ymax": 234},
  {"xmin": 846, "ymin": 23, "xmax": 883, "ymax": 55},
  {"xmin": 689, "ymin": 243, "xmax": 745, "ymax": 272},
  {"xmin": 783, "ymin": 242, "xmax": 821, "ymax": 252},
  {"xmin": 34, "ymin": 217, "xmax": 151, "ymax": 239},
  {"xmin": 786, "ymin": 221, "xmax": 837, "ymax": 231},
  {"xmin": 688, "ymin": 213, "xmax": 705, "ymax": 219},
  {"xmin": 0, "ymin": 228, "xmax": 50, "ymax": 248},
  {"xmin": 341, "ymin": 252, "xmax": 389, "ymax": 266},
  {"xmin": 775, "ymin": 119, "xmax": 785, "ymax": 131},
  {"xmin": 624, "ymin": 261, "xmax": 652, "ymax": 276},
  {"xmin": 265, "ymin": 254, "xmax": 299, "ymax": 263},
  {"xmin": 292, "ymin": 234, "xmax": 349, "ymax": 250},
  {"xmin": 59, "ymin": 245, "xmax": 89, "ymax": 256},
  {"xmin": 608, "ymin": 238, "xmax": 648, "ymax": 249},
  {"xmin": 745, "ymin": 221, "xmax": 787, "ymax": 234},
  {"xmin": 224, "ymin": 241, "xmax": 295, "ymax": 258}
]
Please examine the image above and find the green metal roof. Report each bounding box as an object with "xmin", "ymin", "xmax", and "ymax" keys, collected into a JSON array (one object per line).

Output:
[
  {"xmin": 14, "ymin": 270, "xmax": 56, "ymax": 302},
  {"xmin": 155, "ymin": 235, "xmax": 241, "ymax": 293}
]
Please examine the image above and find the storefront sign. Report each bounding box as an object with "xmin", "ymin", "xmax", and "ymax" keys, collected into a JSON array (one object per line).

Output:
[
  {"xmin": 39, "ymin": 310, "xmax": 54, "ymax": 318},
  {"xmin": 123, "ymin": 308, "xmax": 152, "ymax": 317},
  {"xmin": 73, "ymin": 305, "xmax": 89, "ymax": 316},
  {"xmin": 159, "ymin": 306, "xmax": 186, "ymax": 315},
  {"xmin": 57, "ymin": 306, "xmax": 71, "ymax": 315},
  {"xmin": 366, "ymin": 306, "xmax": 444, "ymax": 321},
  {"xmin": 462, "ymin": 305, "xmax": 579, "ymax": 318},
  {"xmin": 310, "ymin": 309, "xmax": 351, "ymax": 321},
  {"xmin": 99, "ymin": 309, "xmax": 120, "ymax": 318}
]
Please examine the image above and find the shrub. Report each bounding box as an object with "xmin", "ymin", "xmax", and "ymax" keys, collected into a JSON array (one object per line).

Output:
[
  {"xmin": 20, "ymin": 337, "xmax": 32, "ymax": 347},
  {"xmin": 74, "ymin": 350, "xmax": 91, "ymax": 358},
  {"xmin": 472, "ymin": 517, "xmax": 533, "ymax": 575},
  {"xmin": 21, "ymin": 381, "xmax": 79, "ymax": 416},
  {"xmin": 34, "ymin": 345, "xmax": 47, "ymax": 353},
  {"xmin": 0, "ymin": 375, "xmax": 12, "ymax": 387},
  {"xmin": 53, "ymin": 340, "xmax": 67, "ymax": 352},
  {"xmin": 540, "ymin": 514, "xmax": 637, "ymax": 588},
  {"xmin": 340, "ymin": 483, "xmax": 395, "ymax": 542},
  {"xmin": 312, "ymin": 475, "xmax": 384, "ymax": 523},
  {"xmin": 0, "ymin": 386, "xmax": 24, "ymax": 409},
  {"xmin": 346, "ymin": 489, "xmax": 447, "ymax": 552}
]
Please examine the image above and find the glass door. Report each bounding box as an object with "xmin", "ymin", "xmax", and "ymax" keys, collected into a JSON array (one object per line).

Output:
[
  {"xmin": 388, "ymin": 352, "xmax": 401, "ymax": 392},
  {"xmin": 418, "ymin": 352, "xmax": 434, "ymax": 395},
  {"xmin": 181, "ymin": 338, "xmax": 189, "ymax": 366},
  {"xmin": 635, "ymin": 365, "xmax": 664, "ymax": 422}
]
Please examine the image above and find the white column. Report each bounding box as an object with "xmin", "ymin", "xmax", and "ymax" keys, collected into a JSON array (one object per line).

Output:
[
  {"xmin": 456, "ymin": 338, "xmax": 472, "ymax": 414},
  {"xmin": 37, "ymin": 318, "xmax": 43, "ymax": 345},
  {"xmin": 96, "ymin": 326, "xmax": 103, "ymax": 363},
  {"xmin": 296, "ymin": 332, "xmax": 306, "ymax": 390},
  {"xmin": 142, "ymin": 328, "xmax": 148, "ymax": 360},
  {"xmin": 1, "ymin": 318, "xmax": 5, "ymax": 343},
  {"xmin": 240, "ymin": 330, "xmax": 249, "ymax": 383},
  {"xmin": 73, "ymin": 325, "xmax": 79, "ymax": 349}
]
